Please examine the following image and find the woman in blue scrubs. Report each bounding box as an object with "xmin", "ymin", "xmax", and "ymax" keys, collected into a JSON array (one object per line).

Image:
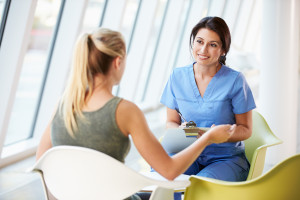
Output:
[{"xmin": 161, "ymin": 16, "xmax": 256, "ymax": 182}]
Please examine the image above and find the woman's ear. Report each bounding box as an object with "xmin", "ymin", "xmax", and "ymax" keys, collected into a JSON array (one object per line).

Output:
[
  {"xmin": 113, "ymin": 56, "xmax": 121, "ymax": 70},
  {"xmin": 221, "ymin": 49, "xmax": 226, "ymax": 56}
]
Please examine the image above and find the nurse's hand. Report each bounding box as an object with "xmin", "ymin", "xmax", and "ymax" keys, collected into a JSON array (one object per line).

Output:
[
  {"xmin": 204, "ymin": 124, "xmax": 236, "ymax": 144},
  {"xmin": 197, "ymin": 124, "xmax": 215, "ymax": 138},
  {"xmin": 179, "ymin": 121, "xmax": 187, "ymax": 128},
  {"xmin": 197, "ymin": 129, "xmax": 206, "ymax": 139}
]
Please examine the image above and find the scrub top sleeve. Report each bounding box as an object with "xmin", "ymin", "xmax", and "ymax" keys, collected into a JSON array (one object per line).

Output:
[
  {"xmin": 160, "ymin": 71, "xmax": 178, "ymax": 110},
  {"xmin": 230, "ymin": 72, "xmax": 256, "ymax": 114}
]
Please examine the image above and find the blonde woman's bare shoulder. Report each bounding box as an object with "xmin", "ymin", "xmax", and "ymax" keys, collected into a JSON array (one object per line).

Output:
[
  {"xmin": 117, "ymin": 98, "xmax": 144, "ymax": 118},
  {"xmin": 116, "ymin": 98, "xmax": 146, "ymax": 136}
]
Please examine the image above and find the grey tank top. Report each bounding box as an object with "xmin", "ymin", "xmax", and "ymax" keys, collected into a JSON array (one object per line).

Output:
[{"xmin": 51, "ymin": 97, "xmax": 130, "ymax": 163}]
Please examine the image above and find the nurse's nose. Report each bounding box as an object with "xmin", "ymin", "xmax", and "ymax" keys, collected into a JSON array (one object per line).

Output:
[{"xmin": 200, "ymin": 43, "xmax": 208, "ymax": 53}]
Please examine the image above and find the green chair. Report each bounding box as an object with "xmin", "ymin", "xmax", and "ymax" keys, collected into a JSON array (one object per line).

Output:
[
  {"xmin": 244, "ymin": 110, "xmax": 282, "ymax": 180},
  {"xmin": 183, "ymin": 153, "xmax": 300, "ymax": 200}
]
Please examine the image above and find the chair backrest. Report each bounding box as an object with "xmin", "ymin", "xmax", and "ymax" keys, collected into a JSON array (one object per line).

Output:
[
  {"xmin": 244, "ymin": 110, "xmax": 282, "ymax": 180},
  {"xmin": 29, "ymin": 146, "xmax": 190, "ymax": 200},
  {"xmin": 184, "ymin": 154, "xmax": 300, "ymax": 200}
]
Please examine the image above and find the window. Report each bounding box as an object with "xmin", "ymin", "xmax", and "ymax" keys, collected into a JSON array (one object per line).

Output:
[
  {"xmin": 0, "ymin": 0, "xmax": 7, "ymax": 28},
  {"xmin": 0, "ymin": 0, "xmax": 5, "ymax": 17},
  {"xmin": 81, "ymin": 0, "xmax": 106, "ymax": 34},
  {"xmin": 0, "ymin": 0, "xmax": 8, "ymax": 46},
  {"xmin": 4, "ymin": 0, "xmax": 62, "ymax": 145},
  {"xmin": 119, "ymin": 0, "xmax": 140, "ymax": 49},
  {"xmin": 117, "ymin": 0, "xmax": 169, "ymax": 102},
  {"xmin": 142, "ymin": 0, "xmax": 192, "ymax": 103},
  {"xmin": 135, "ymin": 0, "xmax": 169, "ymax": 102}
]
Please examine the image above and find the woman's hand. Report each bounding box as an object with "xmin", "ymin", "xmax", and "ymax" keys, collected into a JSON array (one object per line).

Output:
[{"xmin": 203, "ymin": 124, "xmax": 236, "ymax": 144}]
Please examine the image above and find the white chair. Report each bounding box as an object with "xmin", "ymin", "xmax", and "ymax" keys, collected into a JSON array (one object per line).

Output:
[{"xmin": 28, "ymin": 146, "xmax": 190, "ymax": 200}]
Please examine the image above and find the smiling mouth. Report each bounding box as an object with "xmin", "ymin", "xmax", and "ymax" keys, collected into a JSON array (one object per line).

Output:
[{"xmin": 198, "ymin": 54, "xmax": 209, "ymax": 59}]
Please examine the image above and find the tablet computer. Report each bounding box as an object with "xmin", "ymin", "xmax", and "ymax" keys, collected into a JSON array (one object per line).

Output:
[{"xmin": 160, "ymin": 128, "xmax": 197, "ymax": 154}]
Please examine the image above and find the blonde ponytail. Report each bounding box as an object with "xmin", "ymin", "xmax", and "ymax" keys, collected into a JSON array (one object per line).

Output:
[{"xmin": 60, "ymin": 28, "xmax": 126, "ymax": 136}]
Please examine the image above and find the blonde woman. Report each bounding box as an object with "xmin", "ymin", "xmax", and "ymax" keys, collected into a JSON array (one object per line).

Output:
[{"xmin": 36, "ymin": 28, "xmax": 236, "ymax": 200}]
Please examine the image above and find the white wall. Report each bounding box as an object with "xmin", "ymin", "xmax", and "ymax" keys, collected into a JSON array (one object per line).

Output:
[{"xmin": 259, "ymin": 0, "xmax": 300, "ymax": 166}]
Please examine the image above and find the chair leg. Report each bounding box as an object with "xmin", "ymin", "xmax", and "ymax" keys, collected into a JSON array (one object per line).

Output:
[
  {"xmin": 37, "ymin": 172, "xmax": 57, "ymax": 200},
  {"xmin": 149, "ymin": 187, "xmax": 174, "ymax": 200},
  {"xmin": 36, "ymin": 172, "xmax": 50, "ymax": 200}
]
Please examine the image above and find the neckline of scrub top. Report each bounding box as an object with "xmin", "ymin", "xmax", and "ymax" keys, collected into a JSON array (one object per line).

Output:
[{"xmin": 189, "ymin": 63, "xmax": 224, "ymax": 101}]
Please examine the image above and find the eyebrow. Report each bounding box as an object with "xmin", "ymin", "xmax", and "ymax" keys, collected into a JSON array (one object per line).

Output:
[{"xmin": 196, "ymin": 37, "xmax": 221, "ymax": 44}]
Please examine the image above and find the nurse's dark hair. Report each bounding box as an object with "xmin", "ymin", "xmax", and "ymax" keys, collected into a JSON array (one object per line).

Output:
[{"xmin": 190, "ymin": 16, "xmax": 231, "ymax": 65}]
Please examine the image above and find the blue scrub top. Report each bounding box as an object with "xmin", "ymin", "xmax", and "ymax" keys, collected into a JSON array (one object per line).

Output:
[{"xmin": 160, "ymin": 63, "xmax": 256, "ymax": 153}]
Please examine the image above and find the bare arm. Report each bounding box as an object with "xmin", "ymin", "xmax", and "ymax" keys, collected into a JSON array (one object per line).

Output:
[
  {"xmin": 166, "ymin": 107, "xmax": 181, "ymax": 128},
  {"xmin": 227, "ymin": 110, "xmax": 252, "ymax": 142},
  {"xmin": 36, "ymin": 104, "xmax": 59, "ymax": 160},
  {"xmin": 116, "ymin": 100, "xmax": 234, "ymax": 180},
  {"xmin": 36, "ymin": 121, "xmax": 52, "ymax": 161}
]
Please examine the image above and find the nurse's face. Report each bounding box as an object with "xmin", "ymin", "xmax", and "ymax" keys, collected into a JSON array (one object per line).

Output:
[{"xmin": 192, "ymin": 28, "xmax": 224, "ymax": 67}]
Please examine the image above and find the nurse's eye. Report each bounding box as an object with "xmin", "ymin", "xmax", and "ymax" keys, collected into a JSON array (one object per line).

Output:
[{"xmin": 196, "ymin": 40, "xmax": 203, "ymax": 44}]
